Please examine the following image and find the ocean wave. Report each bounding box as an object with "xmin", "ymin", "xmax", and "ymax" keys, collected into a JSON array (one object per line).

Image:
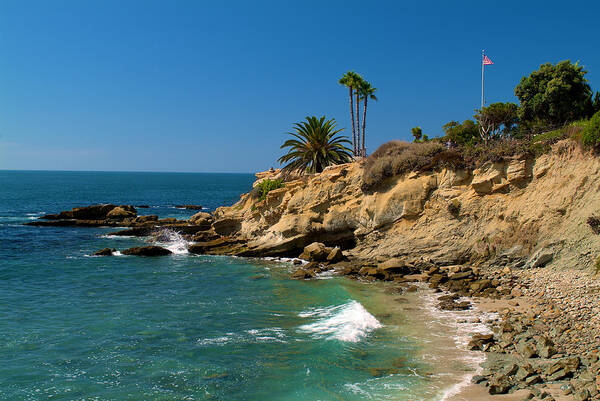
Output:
[
  {"xmin": 298, "ymin": 300, "xmax": 382, "ymax": 342},
  {"xmin": 153, "ymin": 228, "xmax": 189, "ymax": 254}
]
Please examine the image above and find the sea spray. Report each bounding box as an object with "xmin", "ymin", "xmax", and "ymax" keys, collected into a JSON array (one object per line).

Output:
[
  {"xmin": 298, "ymin": 300, "xmax": 382, "ymax": 342},
  {"xmin": 152, "ymin": 228, "xmax": 189, "ymax": 254}
]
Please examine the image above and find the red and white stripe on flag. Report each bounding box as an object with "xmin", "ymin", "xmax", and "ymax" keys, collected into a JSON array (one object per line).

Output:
[{"xmin": 483, "ymin": 55, "xmax": 494, "ymax": 65}]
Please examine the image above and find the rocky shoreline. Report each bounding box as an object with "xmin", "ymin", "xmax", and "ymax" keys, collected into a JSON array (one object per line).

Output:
[
  {"xmin": 27, "ymin": 203, "xmax": 600, "ymax": 400},
  {"xmin": 26, "ymin": 142, "xmax": 600, "ymax": 400}
]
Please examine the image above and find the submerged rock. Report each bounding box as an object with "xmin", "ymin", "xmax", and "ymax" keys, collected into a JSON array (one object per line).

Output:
[
  {"xmin": 94, "ymin": 248, "xmax": 116, "ymax": 256},
  {"xmin": 122, "ymin": 246, "xmax": 172, "ymax": 256}
]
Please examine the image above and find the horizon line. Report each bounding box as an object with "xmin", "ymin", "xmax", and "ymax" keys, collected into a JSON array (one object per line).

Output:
[{"xmin": 0, "ymin": 168, "xmax": 257, "ymax": 175}]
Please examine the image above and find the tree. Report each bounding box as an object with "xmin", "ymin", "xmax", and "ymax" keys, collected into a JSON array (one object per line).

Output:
[
  {"xmin": 514, "ymin": 60, "xmax": 593, "ymax": 127},
  {"xmin": 353, "ymin": 72, "xmax": 364, "ymax": 155},
  {"xmin": 593, "ymin": 92, "xmax": 600, "ymax": 114},
  {"xmin": 474, "ymin": 102, "xmax": 519, "ymax": 143},
  {"xmin": 339, "ymin": 72, "xmax": 359, "ymax": 156},
  {"xmin": 278, "ymin": 116, "xmax": 353, "ymax": 173},
  {"xmin": 442, "ymin": 120, "xmax": 479, "ymax": 146},
  {"xmin": 358, "ymin": 80, "xmax": 377, "ymax": 156},
  {"xmin": 411, "ymin": 126, "xmax": 423, "ymax": 142}
]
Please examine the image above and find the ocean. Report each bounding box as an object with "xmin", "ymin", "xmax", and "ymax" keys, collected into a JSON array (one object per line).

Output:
[{"xmin": 0, "ymin": 170, "xmax": 489, "ymax": 400}]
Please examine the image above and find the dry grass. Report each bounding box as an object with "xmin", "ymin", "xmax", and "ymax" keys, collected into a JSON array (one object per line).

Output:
[{"xmin": 362, "ymin": 141, "xmax": 445, "ymax": 189}]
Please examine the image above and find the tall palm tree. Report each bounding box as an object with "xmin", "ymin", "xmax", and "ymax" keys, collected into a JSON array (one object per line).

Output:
[
  {"xmin": 339, "ymin": 72, "xmax": 358, "ymax": 156},
  {"xmin": 278, "ymin": 116, "xmax": 353, "ymax": 173},
  {"xmin": 359, "ymin": 80, "xmax": 378, "ymax": 157},
  {"xmin": 352, "ymin": 72, "xmax": 364, "ymax": 155}
]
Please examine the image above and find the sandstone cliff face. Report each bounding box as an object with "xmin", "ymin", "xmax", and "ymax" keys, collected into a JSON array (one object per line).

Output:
[{"xmin": 213, "ymin": 141, "xmax": 600, "ymax": 270}]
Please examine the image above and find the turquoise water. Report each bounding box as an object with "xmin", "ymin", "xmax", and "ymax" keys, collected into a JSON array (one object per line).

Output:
[{"xmin": 0, "ymin": 171, "xmax": 475, "ymax": 400}]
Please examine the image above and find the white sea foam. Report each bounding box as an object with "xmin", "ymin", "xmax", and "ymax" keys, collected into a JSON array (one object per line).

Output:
[
  {"xmin": 153, "ymin": 228, "xmax": 189, "ymax": 254},
  {"xmin": 416, "ymin": 289, "xmax": 497, "ymax": 401},
  {"xmin": 298, "ymin": 300, "xmax": 382, "ymax": 342}
]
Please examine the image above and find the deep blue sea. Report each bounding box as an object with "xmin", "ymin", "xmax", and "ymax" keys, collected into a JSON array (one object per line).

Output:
[{"xmin": 0, "ymin": 170, "xmax": 484, "ymax": 401}]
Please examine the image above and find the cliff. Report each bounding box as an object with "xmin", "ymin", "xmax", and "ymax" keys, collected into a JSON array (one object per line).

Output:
[{"xmin": 210, "ymin": 140, "xmax": 600, "ymax": 273}]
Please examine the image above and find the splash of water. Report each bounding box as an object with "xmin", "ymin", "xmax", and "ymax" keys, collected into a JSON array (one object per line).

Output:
[
  {"xmin": 298, "ymin": 300, "xmax": 382, "ymax": 342},
  {"xmin": 152, "ymin": 228, "xmax": 189, "ymax": 254}
]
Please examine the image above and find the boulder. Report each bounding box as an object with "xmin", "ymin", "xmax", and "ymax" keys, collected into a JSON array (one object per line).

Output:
[
  {"xmin": 299, "ymin": 242, "xmax": 331, "ymax": 262},
  {"xmin": 527, "ymin": 249, "xmax": 553, "ymax": 268},
  {"xmin": 122, "ymin": 246, "xmax": 172, "ymax": 256},
  {"xmin": 291, "ymin": 268, "xmax": 316, "ymax": 279},
  {"xmin": 536, "ymin": 336, "xmax": 557, "ymax": 358},
  {"xmin": 516, "ymin": 341, "xmax": 537, "ymax": 358},
  {"xmin": 107, "ymin": 206, "xmax": 137, "ymax": 219},
  {"xmin": 467, "ymin": 333, "xmax": 495, "ymax": 350},
  {"xmin": 93, "ymin": 248, "xmax": 115, "ymax": 256},
  {"xmin": 326, "ymin": 247, "xmax": 345, "ymax": 263},
  {"xmin": 377, "ymin": 258, "xmax": 412, "ymax": 274},
  {"xmin": 134, "ymin": 215, "xmax": 158, "ymax": 223},
  {"xmin": 190, "ymin": 211, "xmax": 213, "ymax": 224},
  {"xmin": 488, "ymin": 374, "xmax": 512, "ymax": 395}
]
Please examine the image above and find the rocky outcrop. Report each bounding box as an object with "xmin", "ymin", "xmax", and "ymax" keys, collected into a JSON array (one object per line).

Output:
[
  {"xmin": 122, "ymin": 246, "xmax": 172, "ymax": 256},
  {"xmin": 205, "ymin": 140, "xmax": 600, "ymax": 275}
]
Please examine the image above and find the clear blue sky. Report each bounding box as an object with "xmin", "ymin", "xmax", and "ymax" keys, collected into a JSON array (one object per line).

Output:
[{"xmin": 1, "ymin": 0, "xmax": 598, "ymax": 173}]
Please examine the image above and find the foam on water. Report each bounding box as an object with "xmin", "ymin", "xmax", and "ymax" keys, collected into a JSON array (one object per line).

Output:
[
  {"xmin": 298, "ymin": 300, "xmax": 382, "ymax": 342},
  {"xmin": 153, "ymin": 228, "xmax": 189, "ymax": 254}
]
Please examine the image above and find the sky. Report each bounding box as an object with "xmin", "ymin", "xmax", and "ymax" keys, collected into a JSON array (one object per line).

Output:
[{"xmin": 1, "ymin": 0, "xmax": 599, "ymax": 173}]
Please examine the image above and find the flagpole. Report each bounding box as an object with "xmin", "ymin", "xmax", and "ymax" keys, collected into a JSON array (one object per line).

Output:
[{"xmin": 481, "ymin": 50, "xmax": 485, "ymax": 109}]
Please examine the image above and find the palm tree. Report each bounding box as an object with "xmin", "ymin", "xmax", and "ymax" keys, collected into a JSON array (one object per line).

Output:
[
  {"xmin": 358, "ymin": 80, "xmax": 377, "ymax": 156},
  {"xmin": 352, "ymin": 72, "xmax": 364, "ymax": 155},
  {"xmin": 278, "ymin": 116, "xmax": 353, "ymax": 173},
  {"xmin": 339, "ymin": 72, "xmax": 359, "ymax": 156}
]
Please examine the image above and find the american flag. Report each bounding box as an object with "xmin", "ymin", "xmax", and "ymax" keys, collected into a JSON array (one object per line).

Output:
[{"xmin": 483, "ymin": 55, "xmax": 494, "ymax": 65}]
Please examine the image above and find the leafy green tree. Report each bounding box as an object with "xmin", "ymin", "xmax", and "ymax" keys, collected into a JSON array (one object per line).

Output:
[
  {"xmin": 474, "ymin": 102, "xmax": 519, "ymax": 142},
  {"xmin": 278, "ymin": 116, "xmax": 353, "ymax": 173},
  {"xmin": 442, "ymin": 120, "xmax": 479, "ymax": 145},
  {"xmin": 358, "ymin": 80, "xmax": 378, "ymax": 156},
  {"xmin": 514, "ymin": 60, "xmax": 593, "ymax": 127},
  {"xmin": 411, "ymin": 126, "xmax": 423, "ymax": 142}
]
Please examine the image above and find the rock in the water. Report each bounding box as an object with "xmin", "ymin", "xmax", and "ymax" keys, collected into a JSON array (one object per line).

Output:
[
  {"xmin": 122, "ymin": 246, "xmax": 172, "ymax": 256},
  {"xmin": 94, "ymin": 248, "xmax": 115, "ymax": 256},
  {"xmin": 468, "ymin": 333, "xmax": 495, "ymax": 350},
  {"xmin": 106, "ymin": 206, "xmax": 137, "ymax": 219},
  {"xmin": 175, "ymin": 204, "xmax": 203, "ymax": 210},
  {"xmin": 291, "ymin": 268, "xmax": 317, "ymax": 279},
  {"xmin": 299, "ymin": 242, "xmax": 331, "ymax": 262}
]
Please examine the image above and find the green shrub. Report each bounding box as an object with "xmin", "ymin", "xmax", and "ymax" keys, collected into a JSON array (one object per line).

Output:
[
  {"xmin": 256, "ymin": 178, "xmax": 284, "ymax": 201},
  {"xmin": 362, "ymin": 141, "xmax": 444, "ymax": 189},
  {"xmin": 581, "ymin": 111, "xmax": 600, "ymax": 148}
]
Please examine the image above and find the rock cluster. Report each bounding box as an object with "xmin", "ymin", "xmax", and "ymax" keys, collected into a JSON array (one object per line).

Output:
[{"xmin": 469, "ymin": 309, "xmax": 600, "ymax": 400}]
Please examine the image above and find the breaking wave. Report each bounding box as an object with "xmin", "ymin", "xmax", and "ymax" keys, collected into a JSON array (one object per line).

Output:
[
  {"xmin": 152, "ymin": 228, "xmax": 189, "ymax": 254},
  {"xmin": 298, "ymin": 300, "xmax": 382, "ymax": 342}
]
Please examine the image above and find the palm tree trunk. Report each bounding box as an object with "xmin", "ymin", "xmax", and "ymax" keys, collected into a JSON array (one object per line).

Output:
[
  {"xmin": 362, "ymin": 97, "xmax": 368, "ymax": 157},
  {"xmin": 349, "ymin": 87, "xmax": 356, "ymax": 156},
  {"xmin": 355, "ymin": 90, "xmax": 361, "ymax": 156}
]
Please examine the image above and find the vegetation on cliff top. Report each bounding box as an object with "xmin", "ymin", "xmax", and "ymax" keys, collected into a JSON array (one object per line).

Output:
[
  {"xmin": 362, "ymin": 60, "xmax": 600, "ymax": 190},
  {"xmin": 278, "ymin": 116, "xmax": 353, "ymax": 174}
]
